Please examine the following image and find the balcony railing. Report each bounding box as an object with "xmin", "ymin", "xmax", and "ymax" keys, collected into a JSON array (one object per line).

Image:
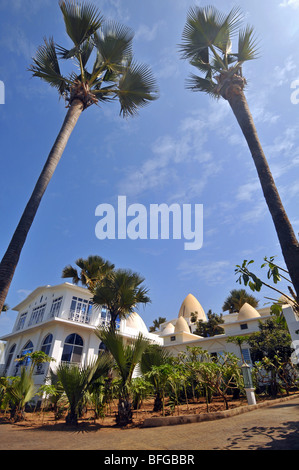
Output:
[{"xmin": 67, "ymin": 311, "xmax": 91, "ymax": 324}]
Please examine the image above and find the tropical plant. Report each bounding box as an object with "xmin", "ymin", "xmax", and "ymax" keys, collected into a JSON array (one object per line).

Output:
[
  {"xmin": 193, "ymin": 309, "xmax": 225, "ymax": 336},
  {"xmin": 57, "ymin": 354, "xmax": 112, "ymax": 425},
  {"xmin": 149, "ymin": 317, "xmax": 167, "ymax": 332},
  {"xmin": 62, "ymin": 255, "xmax": 115, "ymax": 293},
  {"xmin": 140, "ymin": 343, "xmax": 171, "ymax": 412},
  {"xmin": 0, "ymin": 0, "xmax": 158, "ymax": 314},
  {"xmin": 130, "ymin": 376, "xmax": 153, "ymax": 411},
  {"xmin": 38, "ymin": 368, "xmax": 66, "ymax": 419},
  {"xmin": 192, "ymin": 353, "xmax": 243, "ymax": 410},
  {"xmin": 247, "ymin": 318, "xmax": 294, "ymax": 397},
  {"xmin": 145, "ymin": 363, "xmax": 173, "ymax": 416},
  {"xmin": 222, "ymin": 289, "xmax": 259, "ymax": 314},
  {"xmin": 93, "ymin": 268, "xmax": 151, "ymax": 331},
  {"xmin": 95, "ymin": 327, "xmax": 149, "ymax": 426},
  {"xmin": 5, "ymin": 367, "xmax": 37, "ymax": 422},
  {"xmin": 226, "ymin": 335, "xmax": 250, "ymax": 363},
  {"xmin": 15, "ymin": 350, "xmax": 55, "ymax": 375},
  {"xmin": 179, "ymin": 5, "xmax": 299, "ymax": 302},
  {"xmin": 235, "ymin": 258, "xmax": 299, "ymax": 316}
]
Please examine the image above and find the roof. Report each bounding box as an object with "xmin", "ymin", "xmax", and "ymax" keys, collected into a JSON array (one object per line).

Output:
[
  {"xmin": 178, "ymin": 293, "xmax": 207, "ymax": 322},
  {"xmin": 237, "ymin": 303, "xmax": 261, "ymax": 322},
  {"xmin": 12, "ymin": 282, "xmax": 90, "ymax": 312},
  {"xmin": 125, "ymin": 312, "xmax": 149, "ymax": 334}
]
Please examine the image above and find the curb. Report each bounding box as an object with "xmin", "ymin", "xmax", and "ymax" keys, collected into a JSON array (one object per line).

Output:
[{"xmin": 141, "ymin": 393, "xmax": 299, "ymax": 428}]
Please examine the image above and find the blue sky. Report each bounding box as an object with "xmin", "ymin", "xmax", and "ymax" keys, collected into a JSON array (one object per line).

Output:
[{"xmin": 0, "ymin": 0, "xmax": 299, "ymax": 336}]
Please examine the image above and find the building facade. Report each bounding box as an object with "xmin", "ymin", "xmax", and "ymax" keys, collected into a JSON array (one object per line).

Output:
[
  {"xmin": 1, "ymin": 284, "xmax": 299, "ymax": 386},
  {"xmin": 0, "ymin": 283, "xmax": 162, "ymax": 385}
]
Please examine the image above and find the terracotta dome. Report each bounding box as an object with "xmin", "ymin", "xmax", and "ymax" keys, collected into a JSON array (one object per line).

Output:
[
  {"xmin": 178, "ymin": 294, "xmax": 207, "ymax": 322},
  {"xmin": 126, "ymin": 312, "xmax": 148, "ymax": 334},
  {"xmin": 238, "ymin": 303, "xmax": 261, "ymax": 321},
  {"xmin": 174, "ymin": 316, "xmax": 190, "ymax": 333}
]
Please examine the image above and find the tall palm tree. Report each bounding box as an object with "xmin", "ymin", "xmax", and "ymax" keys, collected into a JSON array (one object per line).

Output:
[
  {"xmin": 92, "ymin": 268, "xmax": 151, "ymax": 331},
  {"xmin": 179, "ymin": 5, "xmax": 299, "ymax": 302},
  {"xmin": 222, "ymin": 288, "xmax": 259, "ymax": 314},
  {"xmin": 95, "ymin": 327, "xmax": 149, "ymax": 426},
  {"xmin": 62, "ymin": 255, "xmax": 115, "ymax": 293},
  {"xmin": 0, "ymin": 0, "xmax": 158, "ymax": 314}
]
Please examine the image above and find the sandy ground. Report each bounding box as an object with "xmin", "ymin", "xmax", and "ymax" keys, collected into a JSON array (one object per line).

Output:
[{"xmin": 0, "ymin": 396, "xmax": 299, "ymax": 451}]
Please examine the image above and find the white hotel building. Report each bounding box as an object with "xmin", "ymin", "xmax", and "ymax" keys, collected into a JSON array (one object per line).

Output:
[{"xmin": 0, "ymin": 283, "xmax": 299, "ymax": 385}]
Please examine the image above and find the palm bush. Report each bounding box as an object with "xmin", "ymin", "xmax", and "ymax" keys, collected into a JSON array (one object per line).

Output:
[
  {"xmin": 96, "ymin": 327, "xmax": 149, "ymax": 425},
  {"xmin": 5, "ymin": 367, "xmax": 37, "ymax": 422},
  {"xmin": 57, "ymin": 354, "xmax": 112, "ymax": 425}
]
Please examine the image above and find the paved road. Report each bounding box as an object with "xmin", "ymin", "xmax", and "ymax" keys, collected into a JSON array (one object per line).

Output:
[{"xmin": 1, "ymin": 397, "xmax": 299, "ymax": 451}]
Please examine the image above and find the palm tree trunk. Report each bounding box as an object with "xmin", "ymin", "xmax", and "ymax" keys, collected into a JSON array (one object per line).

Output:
[
  {"xmin": 226, "ymin": 86, "xmax": 299, "ymax": 300},
  {"xmin": 0, "ymin": 99, "xmax": 84, "ymax": 312}
]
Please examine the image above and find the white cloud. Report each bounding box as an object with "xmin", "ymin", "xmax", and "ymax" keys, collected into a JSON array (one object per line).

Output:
[
  {"xmin": 177, "ymin": 260, "xmax": 231, "ymax": 285},
  {"xmin": 135, "ymin": 21, "xmax": 164, "ymax": 42},
  {"xmin": 279, "ymin": 0, "xmax": 299, "ymax": 8}
]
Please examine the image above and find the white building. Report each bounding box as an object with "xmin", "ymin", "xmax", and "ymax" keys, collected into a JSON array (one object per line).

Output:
[
  {"xmin": 0, "ymin": 282, "xmax": 162, "ymax": 384},
  {"xmin": 1, "ymin": 284, "xmax": 298, "ymax": 385},
  {"xmin": 157, "ymin": 293, "xmax": 299, "ymax": 364}
]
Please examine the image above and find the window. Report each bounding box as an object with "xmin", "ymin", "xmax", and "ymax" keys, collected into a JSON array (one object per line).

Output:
[
  {"xmin": 41, "ymin": 334, "xmax": 53, "ymax": 356},
  {"xmin": 69, "ymin": 297, "xmax": 92, "ymax": 324},
  {"xmin": 61, "ymin": 333, "xmax": 83, "ymax": 364},
  {"xmin": 170, "ymin": 336, "xmax": 176, "ymax": 342},
  {"xmin": 98, "ymin": 341, "xmax": 107, "ymax": 354},
  {"xmin": 240, "ymin": 323, "xmax": 248, "ymax": 330},
  {"xmin": 19, "ymin": 340, "xmax": 34, "ymax": 367},
  {"xmin": 99, "ymin": 306, "xmax": 113, "ymax": 327},
  {"xmin": 49, "ymin": 297, "xmax": 63, "ymax": 317},
  {"xmin": 5, "ymin": 344, "xmax": 16, "ymax": 372},
  {"xmin": 16, "ymin": 312, "xmax": 27, "ymax": 330},
  {"xmin": 29, "ymin": 304, "xmax": 46, "ymax": 326}
]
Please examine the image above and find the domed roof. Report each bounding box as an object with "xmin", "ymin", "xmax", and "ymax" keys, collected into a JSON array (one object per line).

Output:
[
  {"xmin": 174, "ymin": 316, "xmax": 190, "ymax": 333},
  {"xmin": 178, "ymin": 294, "xmax": 206, "ymax": 322},
  {"xmin": 126, "ymin": 312, "xmax": 148, "ymax": 334},
  {"xmin": 161, "ymin": 322, "xmax": 175, "ymax": 335},
  {"xmin": 238, "ymin": 303, "xmax": 261, "ymax": 321}
]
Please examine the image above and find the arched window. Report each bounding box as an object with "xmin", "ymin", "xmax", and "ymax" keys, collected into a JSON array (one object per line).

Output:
[
  {"xmin": 41, "ymin": 334, "xmax": 53, "ymax": 356},
  {"xmin": 5, "ymin": 344, "xmax": 16, "ymax": 372},
  {"xmin": 98, "ymin": 341, "xmax": 107, "ymax": 354},
  {"xmin": 61, "ymin": 333, "xmax": 83, "ymax": 364},
  {"xmin": 20, "ymin": 340, "xmax": 33, "ymax": 366}
]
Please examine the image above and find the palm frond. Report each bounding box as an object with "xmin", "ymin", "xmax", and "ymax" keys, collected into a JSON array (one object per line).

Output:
[
  {"xmin": 180, "ymin": 6, "xmax": 242, "ymax": 60},
  {"xmin": 56, "ymin": 37, "xmax": 94, "ymax": 69},
  {"xmin": 117, "ymin": 62, "xmax": 158, "ymax": 117},
  {"xmin": 61, "ymin": 265, "xmax": 80, "ymax": 284},
  {"xmin": 186, "ymin": 74, "xmax": 219, "ymax": 98},
  {"xmin": 59, "ymin": 0, "xmax": 103, "ymax": 47},
  {"xmin": 237, "ymin": 25, "xmax": 260, "ymax": 62},
  {"xmin": 92, "ymin": 21, "xmax": 134, "ymax": 77},
  {"xmin": 28, "ymin": 37, "xmax": 69, "ymax": 96}
]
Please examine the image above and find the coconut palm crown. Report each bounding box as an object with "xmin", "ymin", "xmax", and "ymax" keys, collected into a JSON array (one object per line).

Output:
[
  {"xmin": 179, "ymin": 5, "xmax": 259, "ymax": 100},
  {"xmin": 29, "ymin": 1, "xmax": 158, "ymax": 115}
]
